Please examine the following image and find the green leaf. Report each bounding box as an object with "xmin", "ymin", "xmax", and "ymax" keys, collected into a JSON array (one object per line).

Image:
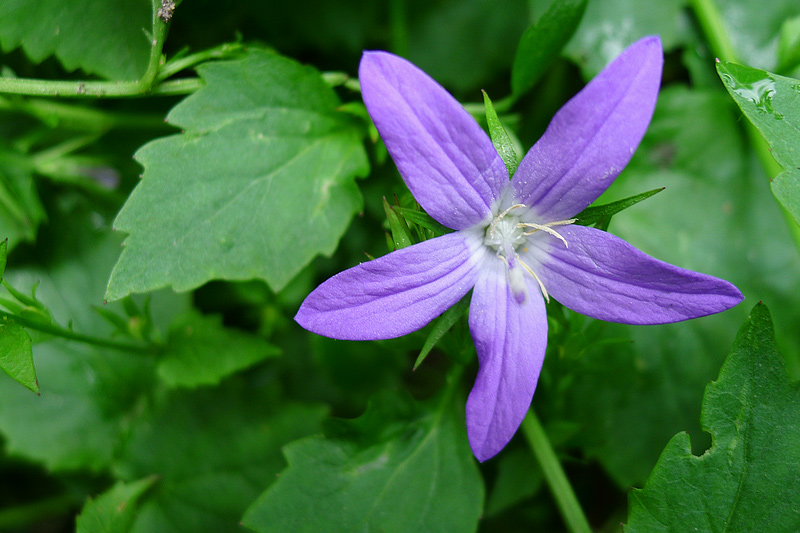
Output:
[
  {"xmin": 242, "ymin": 388, "xmax": 484, "ymax": 533},
  {"xmin": 393, "ymin": 206, "xmax": 450, "ymax": 236},
  {"xmin": 382, "ymin": 197, "xmax": 414, "ymax": 250},
  {"xmin": 0, "ymin": 238, "xmax": 6, "ymax": 277},
  {"xmin": 715, "ymin": 0, "xmax": 799, "ymax": 71},
  {"xmin": 158, "ymin": 311, "xmax": 280, "ymax": 388},
  {"xmin": 115, "ymin": 384, "xmax": 327, "ymax": 533},
  {"xmin": 625, "ymin": 304, "xmax": 800, "ymax": 531},
  {"xmin": 717, "ymin": 61, "xmax": 800, "ymax": 225},
  {"xmin": 0, "ymin": 320, "xmax": 37, "ymax": 393},
  {"xmin": 76, "ymin": 477, "xmax": 158, "ymax": 533},
  {"xmin": 574, "ymin": 188, "xmax": 664, "ymax": 229},
  {"xmin": 482, "ymin": 90, "xmax": 519, "ymax": 177},
  {"xmin": 106, "ymin": 50, "xmax": 368, "ymax": 301},
  {"xmin": 0, "ymin": 0, "xmax": 151, "ymax": 80},
  {"xmin": 414, "ymin": 295, "xmax": 469, "ymax": 370},
  {"xmin": 511, "ymin": 0, "xmax": 587, "ymax": 95}
]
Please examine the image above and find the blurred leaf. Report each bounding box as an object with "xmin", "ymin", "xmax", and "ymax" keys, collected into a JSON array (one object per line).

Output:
[
  {"xmin": 159, "ymin": 311, "xmax": 280, "ymax": 388},
  {"xmin": 242, "ymin": 388, "xmax": 484, "ymax": 533},
  {"xmin": 115, "ymin": 384, "xmax": 327, "ymax": 533},
  {"xmin": 558, "ymin": 86, "xmax": 800, "ymax": 487},
  {"xmin": 0, "ymin": 0, "xmax": 151, "ymax": 80},
  {"xmin": 0, "ymin": 238, "xmax": 6, "ymax": 276},
  {"xmin": 0, "ymin": 320, "xmax": 37, "ymax": 393},
  {"xmin": 511, "ymin": 0, "xmax": 587, "ymax": 95},
  {"xmin": 625, "ymin": 304, "xmax": 800, "ymax": 531},
  {"xmin": 565, "ymin": 0, "xmax": 687, "ymax": 77},
  {"xmin": 76, "ymin": 477, "xmax": 158, "ymax": 533},
  {"xmin": 717, "ymin": 61, "xmax": 800, "ymax": 226},
  {"xmin": 0, "ymin": 148, "xmax": 46, "ymax": 249},
  {"xmin": 106, "ymin": 49, "xmax": 368, "ymax": 301},
  {"xmin": 483, "ymin": 90, "xmax": 519, "ymax": 177},
  {"xmin": 407, "ymin": 0, "xmax": 528, "ymax": 93},
  {"xmin": 485, "ymin": 446, "xmax": 542, "ymax": 517},
  {"xmin": 0, "ymin": 205, "xmax": 184, "ymax": 471},
  {"xmin": 715, "ymin": 0, "xmax": 799, "ymax": 71},
  {"xmin": 778, "ymin": 16, "xmax": 800, "ymax": 72}
]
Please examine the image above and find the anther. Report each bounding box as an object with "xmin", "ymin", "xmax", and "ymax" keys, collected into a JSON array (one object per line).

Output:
[
  {"xmin": 489, "ymin": 204, "xmax": 526, "ymax": 237},
  {"xmin": 518, "ymin": 255, "xmax": 550, "ymax": 303},
  {"xmin": 517, "ymin": 218, "xmax": 576, "ymax": 248}
]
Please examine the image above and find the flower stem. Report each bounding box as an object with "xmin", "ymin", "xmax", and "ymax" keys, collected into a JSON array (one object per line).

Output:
[
  {"xmin": 522, "ymin": 410, "xmax": 591, "ymax": 533},
  {"xmin": 689, "ymin": 0, "xmax": 800, "ymax": 252},
  {"xmin": 0, "ymin": 311, "xmax": 152, "ymax": 355}
]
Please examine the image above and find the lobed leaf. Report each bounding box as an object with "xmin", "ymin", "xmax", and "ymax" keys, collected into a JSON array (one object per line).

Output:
[
  {"xmin": 0, "ymin": 0, "xmax": 151, "ymax": 80},
  {"xmin": 625, "ymin": 304, "xmax": 800, "ymax": 531},
  {"xmin": 106, "ymin": 50, "xmax": 369, "ymax": 300}
]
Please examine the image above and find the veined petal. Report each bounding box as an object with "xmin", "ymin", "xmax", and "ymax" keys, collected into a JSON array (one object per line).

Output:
[
  {"xmin": 512, "ymin": 36, "xmax": 663, "ymax": 220},
  {"xmin": 527, "ymin": 225, "xmax": 743, "ymax": 325},
  {"xmin": 360, "ymin": 51, "xmax": 508, "ymax": 230},
  {"xmin": 466, "ymin": 258, "xmax": 547, "ymax": 462},
  {"xmin": 295, "ymin": 231, "xmax": 487, "ymax": 340}
]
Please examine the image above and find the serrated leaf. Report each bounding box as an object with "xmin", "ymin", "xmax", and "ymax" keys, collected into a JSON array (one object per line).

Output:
[
  {"xmin": 242, "ymin": 389, "xmax": 484, "ymax": 533},
  {"xmin": 482, "ymin": 90, "xmax": 519, "ymax": 177},
  {"xmin": 158, "ymin": 311, "xmax": 280, "ymax": 388},
  {"xmin": 115, "ymin": 384, "xmax": 327, "ymax": 533},
  {"xmin": 624, "ymin": 304, "xmax": 800, "ymax": 531},
  {"xmin": 717, "ymin": 61, "xmax": 800, "ymax": 225},
  {"xmin": 106, "ymin": 50, "xmax": 368, "ymax": 301},
  {"xmin": 76, "ymin": 477, "xmax": 158, "ymax": 533},
  {"xmin": 511, "ymin": 0, "xmax": 587, "ymax": 95},
  {"xmin": 0, "ymin": 0, "xmax": 151, "ymax": 80},
  {"xmin": 0, "ymin": 320, "xmax": 38, "ymax": 393}
]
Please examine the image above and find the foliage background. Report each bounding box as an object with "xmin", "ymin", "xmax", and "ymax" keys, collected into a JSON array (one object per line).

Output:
[{"xmin": 0, "ymin": 0, "xmax": 798, "ymax": 531}]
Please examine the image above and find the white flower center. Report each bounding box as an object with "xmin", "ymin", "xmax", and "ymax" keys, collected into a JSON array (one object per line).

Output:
[{"xmin": 483, "ymin": 204, "xmax": 576, "ymax": 303}]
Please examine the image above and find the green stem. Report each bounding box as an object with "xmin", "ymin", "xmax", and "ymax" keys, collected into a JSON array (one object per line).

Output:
[
  {"xmin": 157, "ymin": 42, "xmax": 246, "ymax": 81},
  {"xmin": 689, "ymin": 0, "xmax": 800, "ymax": 252},
  {"xmin": 0, "ymin": 1, "xmax": 174, "ymax": 99},
  {"xmin": 0, "ymin": 311, "xmax": 152, "ymax": 355},
  {"xmin": 522, "ymin": 410, "xmax": 591, "ymax": 533}
]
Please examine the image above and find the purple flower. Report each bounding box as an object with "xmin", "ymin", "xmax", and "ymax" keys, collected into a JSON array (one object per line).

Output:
[{"xmin": 295, "ymin": 36, "xmax": 743, "ymax": 461}]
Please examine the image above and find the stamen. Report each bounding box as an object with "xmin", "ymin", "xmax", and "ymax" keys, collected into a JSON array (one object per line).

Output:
[
  {"xmin": 518, "ymin": 255, "xmax": 550, "ymax": 303},
  {"xmin": 489, "ymin": 203, "xmax": 526, "ymax": 237},
  {"xmin": 518, "ymin": 218, "xmax": 577, "ymax": 248}
]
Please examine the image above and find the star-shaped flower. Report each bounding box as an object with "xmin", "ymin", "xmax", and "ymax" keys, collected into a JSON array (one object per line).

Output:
[{"xmin": 295, "ymin": 36, "xmax": 743, "ymax": 461}]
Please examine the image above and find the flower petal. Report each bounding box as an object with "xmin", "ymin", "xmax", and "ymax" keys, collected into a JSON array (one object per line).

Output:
[
  {"xmin": 512, "ymin": 36, "xmax": 663, "ymax": 220},
  {"xmin": 360, "ymin": 51, "xmax": 508, "ymax": 230},
  {"xmin": 527, "ymin": 225, "xmax": 744, "ymax": 325},
  {"xmin": 295, "ymin": 230, "xmax": 487, "ymax": 340},
  {"xmin": 466, "ymin": 258, "xmax": 547, "ymax": 462}
]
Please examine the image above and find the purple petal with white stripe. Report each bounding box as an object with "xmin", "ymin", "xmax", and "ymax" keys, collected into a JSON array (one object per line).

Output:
[
  {"xmin": 512, "ymin": 36, "xmax": 663, "ymax": 220},
  {"xmin": 295, "ymin": 231, "xmax": 486, "ymax": 340},
  {"xmin": 360, "ymin": 51, "xmax": 508, "ymax": 230},
  {"xmin": 466, "ymin": 259, "xmax": 547, "ymax": 461},
  {"xmin": 525, "ymin": 225, "xmax": 743, "ymax": 325}
]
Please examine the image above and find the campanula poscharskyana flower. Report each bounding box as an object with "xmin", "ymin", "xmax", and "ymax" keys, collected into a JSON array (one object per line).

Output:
[{"xmin": 296, "ymin": 36, "xmax": 743, "ymax": 461}]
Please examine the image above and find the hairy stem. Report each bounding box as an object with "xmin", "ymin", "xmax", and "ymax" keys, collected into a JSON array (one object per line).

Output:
[{"xmin": 522, "ymin": 410, "xmax": 592, "ymax": 533}]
